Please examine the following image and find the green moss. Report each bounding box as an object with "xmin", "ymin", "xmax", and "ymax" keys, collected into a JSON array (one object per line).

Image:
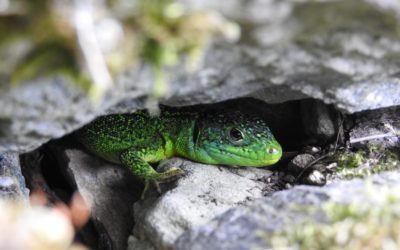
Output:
[
  {"xmin": 337, "ymin": 151, "xmax": 365, "ymax": 169},
  {"xmin": 335, "ymin": 147, "xmax": 400, "ymax": 179},
  {"xmin": 262, "ymin": 191, "xmax": 400, "ymax": 250}
]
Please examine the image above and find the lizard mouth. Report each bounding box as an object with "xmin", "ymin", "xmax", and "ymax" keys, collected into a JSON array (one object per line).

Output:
[{"xmin": 206, "ymin": 145, "xmax": 281, "ymax": 167}]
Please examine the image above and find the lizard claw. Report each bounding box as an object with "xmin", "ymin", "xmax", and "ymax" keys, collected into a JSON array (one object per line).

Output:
[
  {"xmin": 141, "ymin": 179, "xmax": 151, "ymax": 200},
  {"xmin": 157, "ymin": 167, "xmax": 185, "ymax": 182},
  {"xmin": 153, "ymin": 180, "xmax": 162, "ymax": 194},
  {"xmin": 140, "ymin": 167, "xmax": 185, "ymax": 199}
]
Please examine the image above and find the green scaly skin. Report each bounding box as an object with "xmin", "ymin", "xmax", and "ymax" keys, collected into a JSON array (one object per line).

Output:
[{"xmin": 76, "ymin": 108, "xmax": 282, "ymax": 198}]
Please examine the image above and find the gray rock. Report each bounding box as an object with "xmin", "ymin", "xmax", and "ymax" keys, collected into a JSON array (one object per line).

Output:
[
  {"xmin": 0, "ymin": 153, "xmax": 29, "ymax": 202},
  {"xmin": 0, "ymin": 79, "xmax": 94, "ymax": 153},
  {"xmin": 175, "ymin": 171, "xmax": 400, "ymax": 250},
  {"xmin": 288, "ymin": 154, "xmax": 315, "ymax": 173},
  {"xmin": 303, "ymin": 169, "xmax": 326, "ymax": 186},
  {"xmin": 287, "ymin": 154, "xmax": 332, "ymax": 187},
  {"xmin": 349, "ymin": 107, "xmax": 400, "ymax": 149},
  {"xmin": 127, "ymin": 236, "xmax": 155, "ymax": 250},
  {"xmin": 128, "ymin": 158, "xmax": 272, "ymax": 250},
  {"xmin": 301, "ymin": 99, "xmax": 339, "ymax": 143},
  {"xmin": 1, "ymin": 0, "xmax": 400, "ymax": 155},
  {"xmin": 50, "ymin": 145, "xmax": 142, "ymax": 250},
  {"xmin": 167, "ymin": 0, "xmax": 400, "ymax": 113}
]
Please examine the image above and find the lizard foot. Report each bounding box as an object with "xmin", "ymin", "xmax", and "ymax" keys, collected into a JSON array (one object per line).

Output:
[
  {"xmin": 141, "ymin": 167, "xmax": 185, "ymax": 199},
  {"xmin": 156, "ymin": 167, "xmax": 185, "ymax": 182}
]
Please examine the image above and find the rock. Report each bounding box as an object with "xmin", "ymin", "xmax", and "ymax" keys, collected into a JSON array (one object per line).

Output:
[
  {"xmin": 170, "ymin": 0, "xmax": 400, "ymax": 113},
  {"xmin": 20, "ymin": 150, "xmax": 62, "ymax": 204},
  {"xmin": 303, "ymin": 169, "xmax": 326, "ymax": 186},
  {"xmin": 281, "ymin": 174, "xmax": 296, "ymax": 184},
  {"xmin": 0, "ymin": 153, "xmax": 29, "ymax": 202},
  {"xmin": 50, "ymin": 144, "xmax": 142, "ymax": 250},
  {"xmin": 287, "ymin": 155, "xmax": 330, "ymax": 186},
  {"xmin": 301, "ymin": 99, "xmax": 339, "ymax": 144},
  {"xmin": 288, "ymin": 154, "xmax": 315, "ymax": 174},
  {"xmin": 1, "ymin": 0, "xmax": 400, "ymax": 155},
  {"xmin": 128, "ymin": 158, "xmax": 272, "ymax": 250},
  {"xmin": 261, "ymin": 171, "xmax": 287, "ymax": 194},
  {"xmin": 127, "ymin": 236, "xmax": 155, "ymax": 250},
  {"xmin": 175, "ymin": 171, "xmax": 400, "ymax": 250},
  {"xmin": 0, "ymin": 79, "xmax": 94, "ymax": 153},
  {"xmin": 349, "ymin": 106, "xmax": 400, "ymax": 149}
]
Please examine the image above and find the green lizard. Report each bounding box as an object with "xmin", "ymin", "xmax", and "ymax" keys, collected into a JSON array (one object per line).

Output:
[{"xmin": 76, "ymin": 107, "xmax": 282, "ymax": 198}]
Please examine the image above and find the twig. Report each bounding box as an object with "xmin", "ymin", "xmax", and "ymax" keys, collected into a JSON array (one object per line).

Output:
[
  {"xmin": 74, "ymin": 0, "xmax": 113, "ymax": 99},
  {"xmin": 350, "ymin": 133, "xmax": 398, "ymax": 144},
  {"xmin": 333, "ymin": 115, "xmax": 345, "ymax": 153},
  {"xmin": 295, "ymin": 153, "xmax": 331, "ymax": 183}
]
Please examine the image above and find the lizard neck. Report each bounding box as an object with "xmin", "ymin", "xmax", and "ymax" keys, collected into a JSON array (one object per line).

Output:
[
  {"xmin": 172, "ymin": 116, "xmax": 219, "ymax": 165},
  {"xmin": 172, "ymin": 116, "xmax": 199, "ymax": 161}
]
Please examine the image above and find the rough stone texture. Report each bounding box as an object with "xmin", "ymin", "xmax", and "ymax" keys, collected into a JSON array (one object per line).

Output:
[
  {"xmin": 50, "ymin": 144, "xmax": 142, "ymax": 250},
  {"xmin": 0, "ymin": 73, "xmax": 153, "ymax": 154},
  {"xmin": 176, "ymin": 171, "xmax": 400, "ymax": 250},
  {"xmin": 1, "ymin": 0, "xmax": 400, "ymax": 155},
  {"xmin": 128, "ymin": 236, "xmax": 155, "ymax": 250},
  {"xmin": 128, "ymin": 158, "xmax": 272, "ymax": 250},
  {"xmin": 0, "ymin": 153, "xmax": 29, "ymax": 202},
  {"xmin": 301, "ymin": 99, "xmax": 339, "ymax": 144},
  {"xmin": 0, "ymin": 79, "xmax": 93, "ymax": 153},
  {"xmin": 0, "ymin": 80, "xmax": 88, "ymax": 152},
  {"xmin": 169, "ymin": 0, "xmax": 400, "ymax": 113},
  {"xmin": 288, "ymin": 154, "xmax": 315, "ymax": 173},
  {"xmin": 349, "ymin": 106, "xmax": 400, "ymax": 149}
]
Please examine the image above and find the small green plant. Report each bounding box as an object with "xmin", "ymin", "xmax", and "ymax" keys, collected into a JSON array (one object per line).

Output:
[
  {"xmin": 131, "ymin": 0, "xmax": 239, "ymax": 110},
  {"xmin": 262, "ymin": 189, "xmax": 400, "ymax": 250},
  {"xmin": 1, "ymin": 0, "xmax": 239, "ymax": 103},
  {"xmin": 335, "ymin": 147, "xmax": 400, "ymax": 179},
  {"xmin": 337, "ymin": 151, "xmax": 365, "ymax": 169}
]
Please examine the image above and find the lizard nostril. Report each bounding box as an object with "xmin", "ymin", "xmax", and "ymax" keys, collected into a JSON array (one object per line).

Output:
[{"xmin": 268, "ymin": 147, "xmax": 279, "ymax": 155}]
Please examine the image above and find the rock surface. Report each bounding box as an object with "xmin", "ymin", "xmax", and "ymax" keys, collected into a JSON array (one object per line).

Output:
[
  {"xmin": 349, "ymin": 106, "xmax": 400, "ymax": 149},
  {"xmin": 169, "ymin": 0, "xmax": 400, "ymax": 113},
  {"xmin": 128, "ymin": 158, "xmax": 272, "ymax": 249},
  {"xmin": 301, "ymin": 99, "xmax": 339, "ymax": 144},
  {"xmin": 50, "ymin": 144, "xmax": 142, "ymax": 250},
  {"xmin": 0, "ymin": 153, "xmax": 29, "ymax": 202},
  {"xmin": 0, "ymin": 79, "xmax": 94, "ymax": 153},
  {"xmin": 1, "ymin": 0, "xmax": 400, "ymax": 155},
  {"xmin": 175, "ymin": 171, "xmax": 400, "ymax": 250}
]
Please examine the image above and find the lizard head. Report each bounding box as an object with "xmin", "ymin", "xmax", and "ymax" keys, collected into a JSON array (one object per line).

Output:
[{"xmin": 193, "ymin": 111, "xmax": 282, "ymax": 167}]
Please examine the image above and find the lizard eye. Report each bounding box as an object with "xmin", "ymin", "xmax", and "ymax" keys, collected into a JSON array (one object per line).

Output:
[{"xmin": 228, "ymin": 128, "xmax": 244, "ymax": 144}]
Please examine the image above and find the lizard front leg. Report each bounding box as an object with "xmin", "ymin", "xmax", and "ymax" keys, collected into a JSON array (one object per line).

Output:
[{"xmin": 120, "ymin": 150, "xmax": 184, "ymax": 199}]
